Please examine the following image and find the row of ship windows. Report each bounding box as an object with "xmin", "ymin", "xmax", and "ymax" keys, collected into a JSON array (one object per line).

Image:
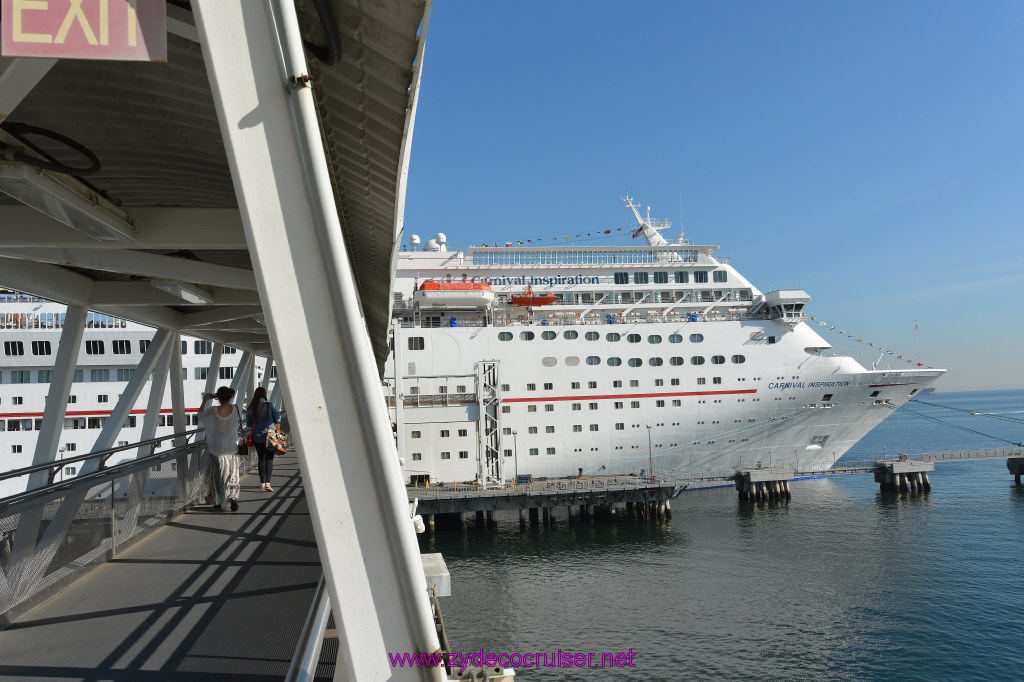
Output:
[
  {"xmin": 537, "ymin": 355, "xmax": 744, "ymax": 367},
  {"xmin": 3, "ymin": 340, "xmax": 240, "ymax": 357},
  {"xmin": 405, "ymin": 375, "xmax": 760, "ymax": 396},
  {"xmin": 3, "ymin": 413, "xmax": 201, "ymax": 435},
  {"xmin": 0, "ymin": 366, "xmax": 239, "ymax": 386},
  {"xmin": 613, "ymin": 271, "xmax": 727, "ymax": 284},
  {"xmin": 498, "ymin": 331, "xmax": 710, "ymax": 343},
  {"xmin": 468, "ymin": 250, "xmax": 701, "ymax": 265},
  {"xmin": 501, "ymin": 397, "xmax": 746, "ymax": 413},
  {"xmin": 0, "ymin": 312, "xmax": 132, "ymax": 330}
]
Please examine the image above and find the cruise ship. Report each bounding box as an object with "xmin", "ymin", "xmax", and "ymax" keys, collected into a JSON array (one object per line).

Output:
[
  {"xmin": 385, "ymin": 198, "xmax": 945, "ymax": 485},
  {"xmin": 0, "ymin": 292, "xmax": 275, "ymax": 497}
]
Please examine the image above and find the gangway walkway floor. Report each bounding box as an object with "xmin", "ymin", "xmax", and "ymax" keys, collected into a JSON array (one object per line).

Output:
[{"xmin": 0, "ymin": 454, "xmax": 321, "ymax": 681}]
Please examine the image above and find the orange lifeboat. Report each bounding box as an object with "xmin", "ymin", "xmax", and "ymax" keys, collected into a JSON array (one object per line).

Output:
[
  {"xmin": 510, "ymin": 288, "xmax": 557, "ymax": 306},
  {"xmin": 415, "ymin": 280, "xmax": 494, "ymax": 308}
]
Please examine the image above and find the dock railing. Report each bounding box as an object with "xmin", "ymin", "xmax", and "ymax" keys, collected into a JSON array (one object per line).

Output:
[{"xmin": 0, "ymin": 429, "xmax": 249, "ymax": 624}]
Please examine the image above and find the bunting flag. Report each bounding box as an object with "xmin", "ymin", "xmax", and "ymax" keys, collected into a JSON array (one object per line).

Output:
[{"xmin": 811, "ymin": 317, "xmax": 933, "ymax": 368}]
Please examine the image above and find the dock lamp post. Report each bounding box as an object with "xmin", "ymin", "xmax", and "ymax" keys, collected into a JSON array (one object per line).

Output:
[
  {"xmin": 511, "ymin": 429, "xmax": 518, "ymax": 479},
  {"xmin": 646, "ymin": 425, "xmax": 653, "ymax": 481}
]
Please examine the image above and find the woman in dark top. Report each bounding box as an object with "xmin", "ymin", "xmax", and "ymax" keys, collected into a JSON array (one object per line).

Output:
[{"xmin": 246, "ymin": 387, "xmax": 281, "ymax": 491}]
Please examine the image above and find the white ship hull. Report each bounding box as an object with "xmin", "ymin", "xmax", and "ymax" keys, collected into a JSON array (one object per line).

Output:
[{"xmin": 385, "ymin": 202, "xmax": 945, "ymax": 484}]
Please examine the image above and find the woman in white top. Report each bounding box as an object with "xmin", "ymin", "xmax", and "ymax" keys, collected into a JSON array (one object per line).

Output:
[{"xmin": 198, "ymin": 386, "xmax": 243, "ymax": 511}]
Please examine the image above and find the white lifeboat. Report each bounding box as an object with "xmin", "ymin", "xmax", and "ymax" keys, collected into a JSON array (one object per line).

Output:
[{"xmin": 415, "ymin": 280, "xmax": 494, "ymax": 308}]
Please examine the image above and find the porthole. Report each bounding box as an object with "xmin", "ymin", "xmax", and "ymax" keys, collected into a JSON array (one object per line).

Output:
[
  {"xmin": 628, "ymin": 358, "xmax": 642, "ymax": 367},
  {"xmin": 731, "ymin": 355, "xmax": 746, "ymax": 364},
  {"xmin": 498, "ymin": 332, "xmax": 512, "ymax": 341},
  {"xmin": 626, "ymin": 334, "xmax": 641, "ymax": 343},
  {"xmin": 649, "ymin": 357, "xmax": 664, "ymax": 367},
  {"xmin": 690, "ymin": 333, "xmax": 704, "ymax": 343},
  {"xmin": 648, "ymin": 335, "xmax": 662, "ymax": 344},
  {"xmin": 670, "ymin": 356, "xmax": 684, "ymax": 366},
  {"xmin": 563, "ymin": 330, "xmax": 579, "ymax": 339},
  {"xmin": 606, "ymin": 333, "xmax": 621, "ymax": 342},
  {"xmin": 691, "ymin": 356, "xmax": 705, "ymax": 365},
  {"xmin": 607, "ymin": 357, "xmax": 622, "ymax": 367},
  {"xmin": 711, "ymin": 355, "xmax": 725, "ymax": 364},
  {"xmin": 565, "ymin": 356, "xmax": 581, "ymax": 366},
  {"xmin": 542, "ymin": 357, "xmax": 557, "ymax": 367},
  {"xmin": 585, "ymin": 332, "xmax": 600, "ymax": 341},
  {"xmin": 541, "ymin": 330, "xmax": 556, "ymax": 340},
  {"xmin": 669, "ymin": 334, "xmax": 683, "ymax": 343},
  {"xmin": 586, "ymin": 356, "xmax": 601, "ymax": 366},
  {"xmin": 520, "ymin": 331, "xmax": 535, "ymax": 340}
]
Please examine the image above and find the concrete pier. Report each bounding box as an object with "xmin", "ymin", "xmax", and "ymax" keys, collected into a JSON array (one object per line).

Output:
[
  {"xmin": 1007, "ymin": 457, "xmax": 1024, "ymax": 485},
  {"xmin": 735, "ymin": 468, "xmax": 795, "ymax": 501},
  {"xmin": 874, "ymin": 460, "xmax": 934, "ymax": 492}
]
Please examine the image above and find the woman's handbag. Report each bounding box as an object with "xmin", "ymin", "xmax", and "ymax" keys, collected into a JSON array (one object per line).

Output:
[{"xmin": 266, "ymin": 426, "xmax": 287, "ymax": 455}]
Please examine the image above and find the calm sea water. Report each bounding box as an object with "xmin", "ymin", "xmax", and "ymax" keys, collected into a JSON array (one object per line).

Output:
[{"xmin": 419, "ymin": 390, "xmax": 1024, "ymax": 680}]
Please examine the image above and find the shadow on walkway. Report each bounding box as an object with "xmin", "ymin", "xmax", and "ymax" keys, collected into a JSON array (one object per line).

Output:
[{"xmin": 0, "ymin": 454, "xmax": 319, "ymax": 681}]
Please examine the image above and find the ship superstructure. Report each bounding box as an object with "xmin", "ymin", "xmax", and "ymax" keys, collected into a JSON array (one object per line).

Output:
[
  {"xmin": 0, "ymin": 292, "xmax": 275, "ymax": 497},
  {"xmin": 385, "ymin": 198, "xmax": 945, "ymax": 484}
]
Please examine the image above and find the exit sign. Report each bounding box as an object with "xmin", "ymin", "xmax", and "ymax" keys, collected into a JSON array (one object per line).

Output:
[{"xmin": 2, "ymin": 0, "xmax": 166, "ymax": 62}]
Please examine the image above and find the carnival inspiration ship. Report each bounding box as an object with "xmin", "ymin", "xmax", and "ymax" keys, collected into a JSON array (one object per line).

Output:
[
  {"xmin": 385, "ymin": 198, "xmax": 945, "ymax": 485},
  {"xmin": 0, "ymin": 296, "xmax": 273, "ymax": 497}
]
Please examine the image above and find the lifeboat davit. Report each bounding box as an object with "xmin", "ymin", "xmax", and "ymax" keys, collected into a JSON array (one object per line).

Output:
[
  {"xmin": 415, "ymin": 280, "xmax": 494, "ymax": 308},
  {"xmin": 510, "ymin": 288, "xmax": 557, "ymax": 306}
]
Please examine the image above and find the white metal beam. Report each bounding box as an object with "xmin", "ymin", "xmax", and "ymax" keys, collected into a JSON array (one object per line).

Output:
[
  {"xmin": 0, "ymin": 56, "xmax": 56, "ymax": 124},
  {"xmin": 0, "ymin": 248, "xmax": 256, "ymax": 290},
  {"xmin": 193, "ymin": 2, "xmax": 441, "ymax": 678},
  {"xmin": 180, "ymin": 306, "xmax": 262, "ymax": 328},
  {"xmin": 0, "ymin": 206, "xmax": 246, "ymax": 249}
]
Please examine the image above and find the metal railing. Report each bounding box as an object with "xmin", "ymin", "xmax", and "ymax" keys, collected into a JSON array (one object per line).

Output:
[{"xmin": 0, "ymin": 429, "xmax": 254, "ymax": 623}]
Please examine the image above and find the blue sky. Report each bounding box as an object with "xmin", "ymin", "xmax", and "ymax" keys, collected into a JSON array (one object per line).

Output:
[{"xmin": 404, "ymin": 1, "xmax": 1024, "ymax": 391}]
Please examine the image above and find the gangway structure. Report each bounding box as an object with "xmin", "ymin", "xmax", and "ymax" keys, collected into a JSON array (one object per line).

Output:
[{"xmin": 0, "ymin": 1, "xmax": 440, "ymax": 679}]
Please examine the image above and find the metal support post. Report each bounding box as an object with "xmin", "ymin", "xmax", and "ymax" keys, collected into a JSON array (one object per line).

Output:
[
  {"xmin": 193, "ymin": 2, "xmax": 441, "ymax": 678},
  {"xmin": 170, "ymin": 333, "xmax": 190, "ymax": 503}
]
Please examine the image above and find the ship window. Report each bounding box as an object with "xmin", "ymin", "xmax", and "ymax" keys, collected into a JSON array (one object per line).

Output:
[
  {"xmin": 528, "ymin": 405, "xmax": 537, "ymax": 412},
  {"xmin": 573, "ymin": 424, "xmax": 582, "ymax": 432},
  {"xmin": 9, "ymin": 370, "xmax": 30, "ymax": 384},
  {"xmin": 731, "ymin": 355, "xmax": 746, "ymax": 363},
  {"xmin": 440, "ymin": 452, "xmax": 451, "ymax": 460},
  {"xmin": 697, "ymin": 377, "xmax": 706, "ymax": 385},
  {"xmin": 408, "ymin": 337, "xmax": 425, "ymax": 350},
  {"xmin": 649, "ymin": 358, "xmax": 663, "ymax": 367},
  {"xmin": 822, "ymin": 394, "xmax": 833, "ymax": 402},
  {"xmin": 37, "ymin": 370, "xmax": 52, "ymax": 383},
  {"xmin": 689, "ymin": 334, "xmax": 704, "ymax": 343},
  {"xmin": 589, "ymin": 424, "xmax": 599, "ymax": 432},
  {"xmin": 529, "ymin": 448, "xmax": 539, "ymax": 456},
  {"xmin": 4, "ymin": 341, "xmax": 24, "ymax": 356},
  {"xmin": 588, "ymin": 381, "xmax": 597, "ymax": 388},
  {"xmin": 694, "ymin": 272, "xmax": 709, "ymax": 283},
  {"xmin": 648, "ymin": 335, "xmax": 662, "ymax": 344},
  {"xmin": 501, "ymin": 384, "xmax": 510, "ymax": 391},
  {"xmin": 585, "ymin": 332, "xmax": 600, "ymax": 341},
  {"xmin": 674, "ymin": 271, "xmax": 689, "ymax": 283},
  {"xmin": 870, "ymin": 391, "xmax": 879, "ymax": 397},
  {"xmin": 633, "ymin": 272, "xmax": 649, "ymax": 284},
  {"xmin": 544, "ymin": 383, "xmax": 553, "ymax": 390},
  {"xmin": 630, "ymin": 380, "xmax": 639, "ymax": 387},
  {"xmin": 713, "ymin": 271, "xmax": 728, "ymax": 282},
  {"xmin": 589, "ymin": 403, "xmax": 598, "ymax": 410},
  {"xmin": 457, "ymin": 385, "xmax": 466, "ymax": 392},
  {"xmin": 713, "ymin": 377, "xmax": 722, "ymax": 384},
  {"xmin": 811, "ymin": 435, "xmax": 830, "ymax": 445},
  {"xmin": 563, "ymin": 330, "xmax": 578, "ymax": 339},
  {"xmin": 626, "ymin": 334, "xmax": 641, "ymax": 343},
  {"xmin": 571, "ymin": 382, "xmax": 580, "ymax": 389},
  {"xmin": 98, "ymin": 395, "xmax": 108, "ymax": 403},
  {"xmin": 411, "ymin": 453, "xmax": 422, "ymax": 461},
  {"xmin": 11, "ymin": 445, "xmax": 21, "ymax": 453},
  {"xmin": 90, "ymin": 369, "xmax": 110, "ymax": 382},
  {"xmin": 527, "ymin": 383, "xmax": 536, "ymax": 391},
  {"xmin": 498, "ymin": 332, "xmax": 512, "ymax": 341},
  {"xmin": 565, "ymin": 356, "xmax": 581, "ymax": 366},
  {"xmin": 586, "ymin": 356, "xmax": 601, "ymax": 365},
  {"xmin": 656, "ymin": 400, "xmax": 665, "ymax": 407},
  {"xmin": 541, "ymin": 330, "xmax": 556, "ymax": 340},
  {"xmin": 223, "ymin": 346, "xmax": 238, "ymax": 354},
  {"xmin": 606, "ymin": 333, "xmax": 621, "ymax": 342},
  {"xmin": 654, "ymin": 272, "xmax": 668, "ymax": 284},
  {"xmin": 572, "ymin": 403, "xmax": 581, "ymax": 410},
  {"xmin": 613, "ymin": 380, "xmax": 622, "ymax": 387},
  {"xmin": 411, "ymin": 431, "xmax": 421, "ymax": 438},
  {"xmin": 520, "ymin": 331, "xmax": 535, "ymax": 340},
  {"xmin": 614, "ymin": 402, "xmax": 623, "ymax": 409},
  {"xmin": 711, "ymin": 355, "xmax": 725, "ymax": 364},
  {"xmin": 691, "ymin": 356, "xmax": 705, "ymax": 365},
  {"xmin": 545, "ymin": 404, "xmax": 554, "ymax": 412},
  {"xmin": 671, "ymin": 379, "xmax": 680, "ymax": 385},
  {"xmin": 503, "ymin": 428, "xmax": 512, "ymax": 435},
  {"xmin": 542, "ymin": 357, "xmax": 557, "ymax": 367},
  {"xmin": 112, "ymin": 340, "xmax": 132, "ymax": 354},
  {"xmin": 607, "ymin": 357, "xmax": 622, "ymax": 366},
  {"xmin": 614, "ymin": 272, "xmax": 628, "ymax": 284},
  {"xmin": 655, "ymin": 379, "xmax": 664, "ymax": 386},
  {"xmin": 219, "ymin": 367, "xmax": 234, "ymax": 379},
  {"xmin": 31, "ymin": 341, "xmax": 51, "ymax": 355},
  {"xmin": 502, "ymin": 406, "xmax": 511, "ymax": 413},
  {"xmin": 458, "ymin": 429, "xmax": 468, "ymax": 437},
  {"xmin": 140, "ymin": 340, "xmax": 151, "ymax": 353},
  {"xmin": 459, "ymin": 451, "xmax": 469, "ymax": 459},
  {"xmin": 631, "ymin": 401, "xmax": 640, "ymax": 408},
  {"xmin": 529, "ymin": 426, "xmax": 539, "ymax": 434},
  {"xmin": 616, "ymin": 423, "xmax": 624, "ymax": 430},
  {"xmin": 546, "ymin": 426, "xmax": 555, "ymax": 433},
  {"xmin": 670, "ymin": 357, "xmax": 684, "ymax": 366},
  {"xmin": 767, "ymin": 336, "xmax": 777, "ymax": 344},
  {"xmin": 668, "ymin": 334, "xmax": 683, "ymax": 343},
  {"xmin": 672, "ymin": 399, "xmax": 681, "ymax": 406},
  {"xmin": 628, "ymin": 358, "xmax": 642, "ymax": 367},
  {"xmin": 194, "ymin": 340, "xmax": 212, "ymax": 354}
]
